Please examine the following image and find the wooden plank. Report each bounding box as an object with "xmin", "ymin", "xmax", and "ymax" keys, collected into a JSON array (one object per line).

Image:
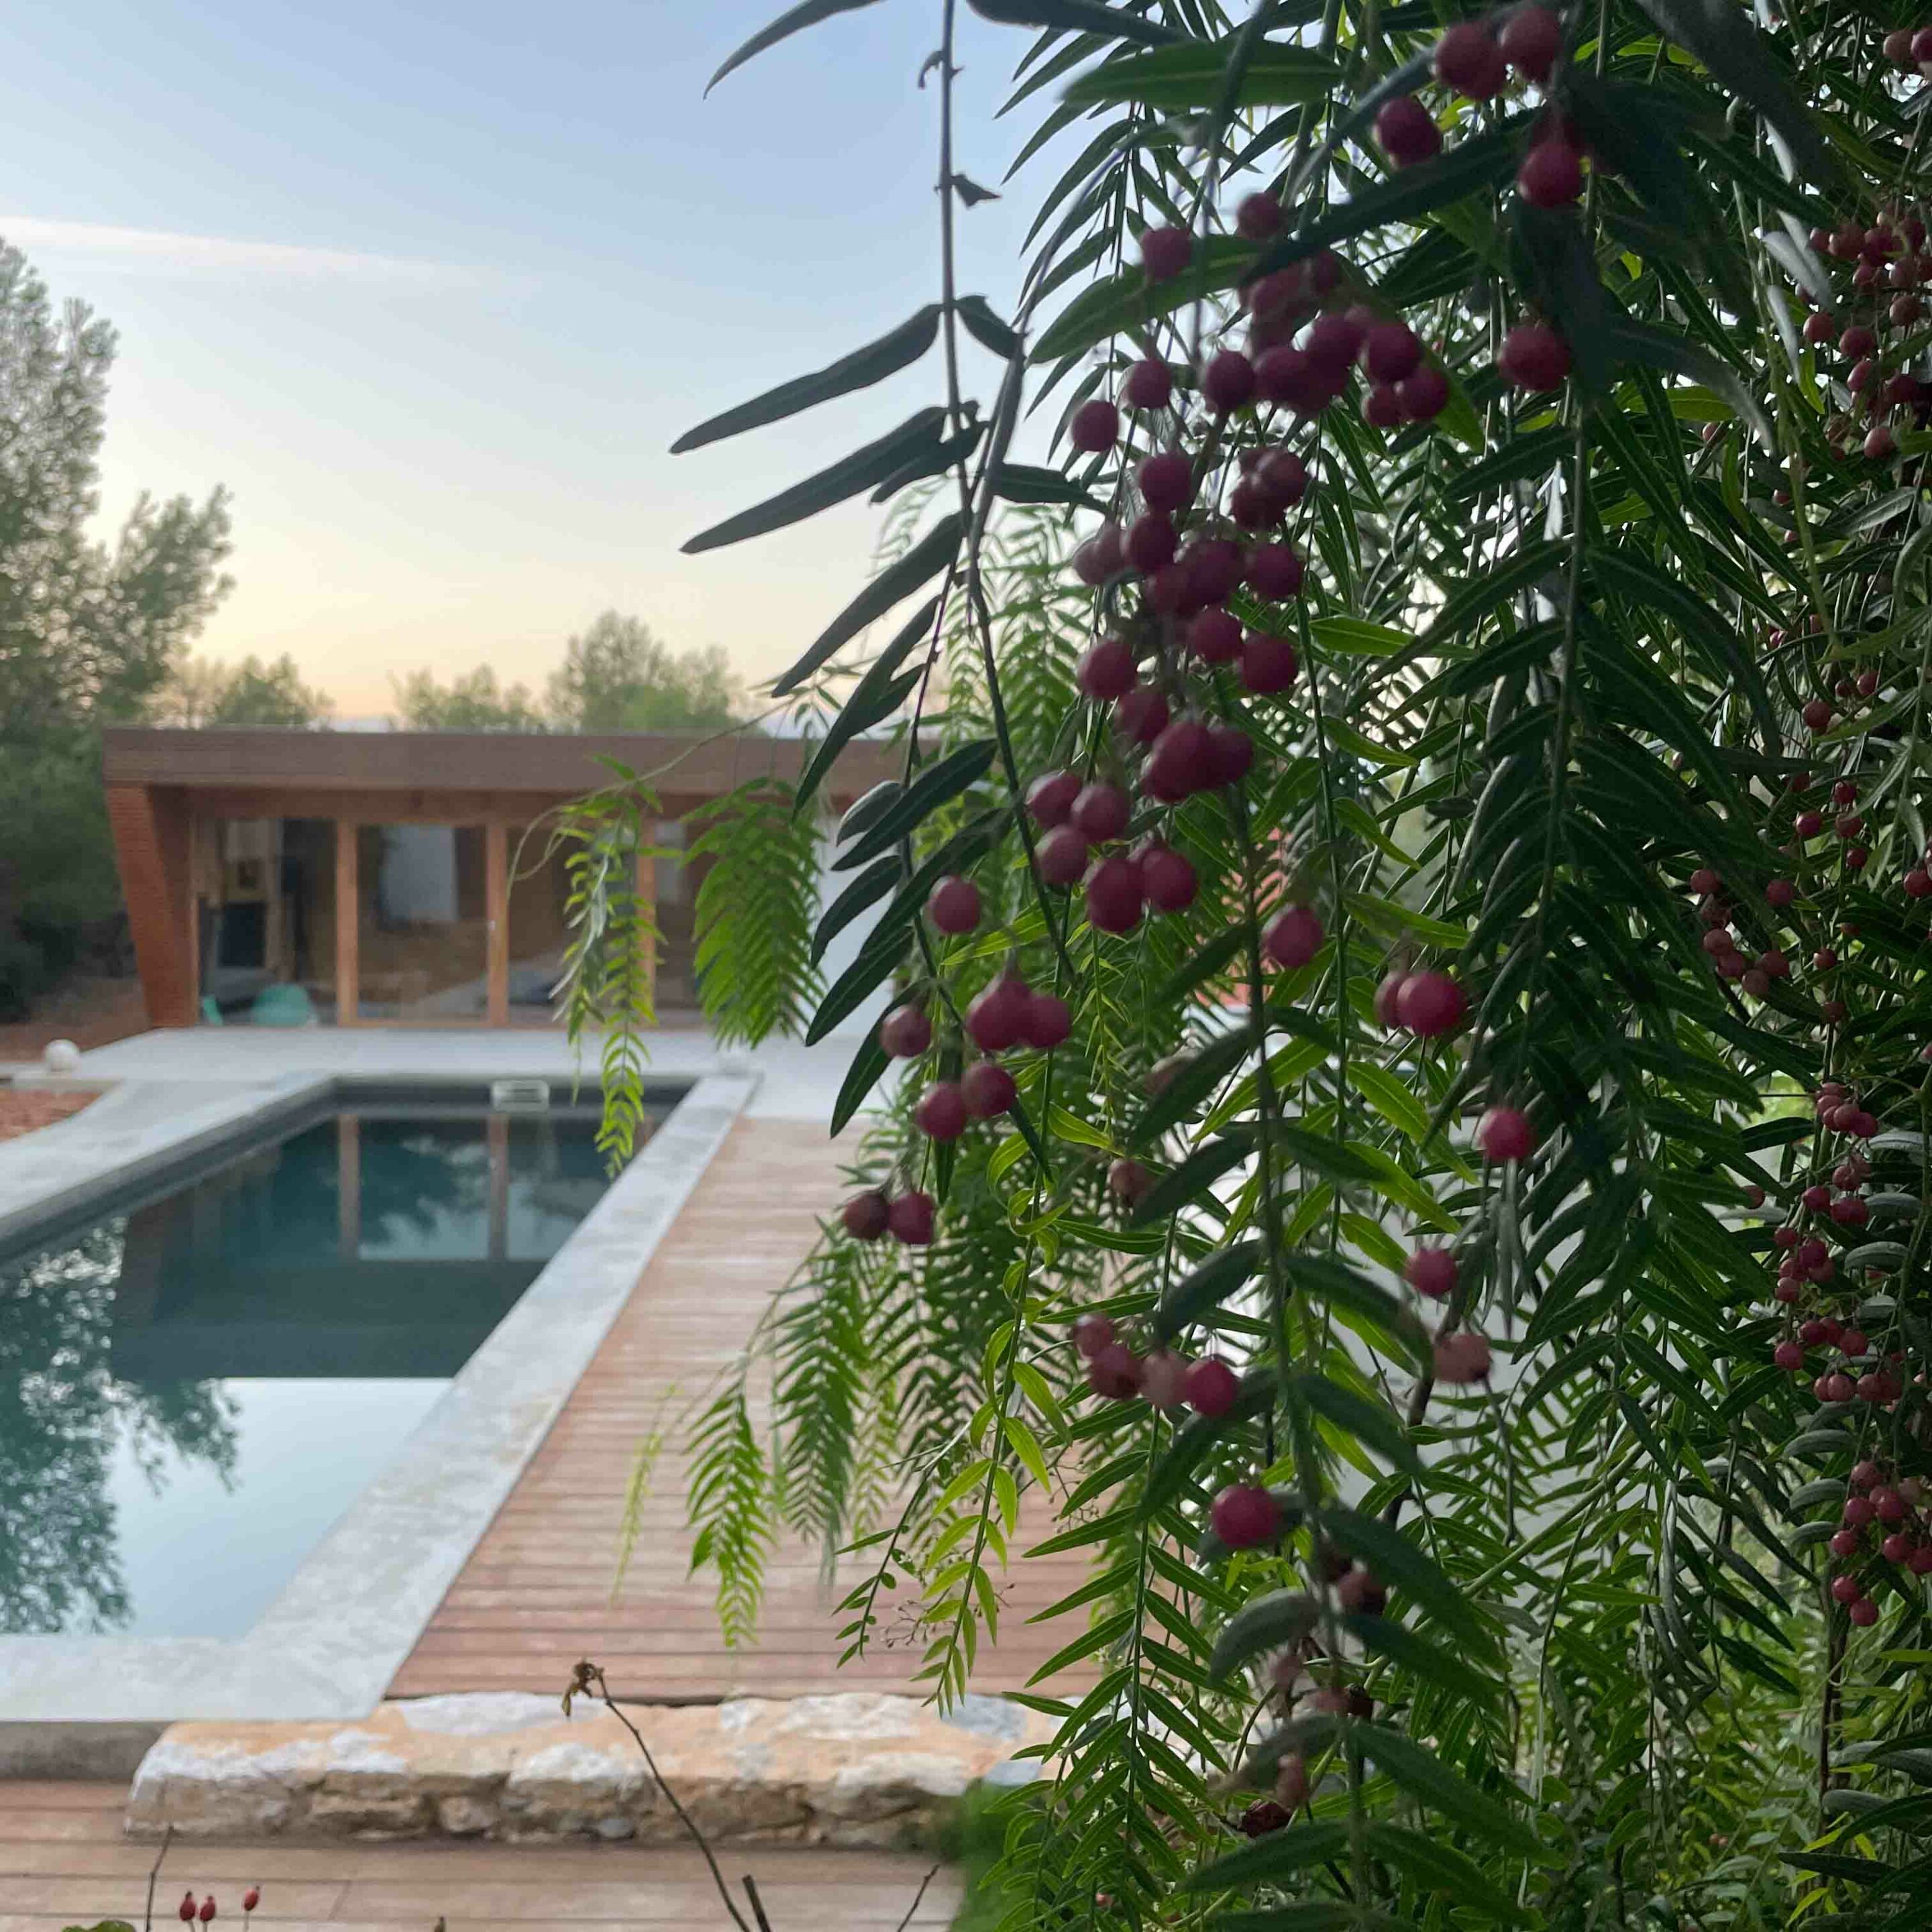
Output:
[
  {"xmin": 389, "ymin": 1117, "xmax": 1083, "ymax": 1701},
  {"xmin": 0, "ymin": 1781, "xmax": 959, "ymax": 1930}
]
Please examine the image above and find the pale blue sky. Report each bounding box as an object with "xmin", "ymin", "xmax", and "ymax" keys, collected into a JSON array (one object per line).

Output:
[{"xmin": 0, "ymin": 1, "xmax": 1057, "ymax": 712}]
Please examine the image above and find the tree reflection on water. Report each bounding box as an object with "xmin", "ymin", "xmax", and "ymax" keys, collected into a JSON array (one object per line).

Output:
[{"xmin": 0, "ymin": 1223, "xmax": 237, "ymax": 1633}]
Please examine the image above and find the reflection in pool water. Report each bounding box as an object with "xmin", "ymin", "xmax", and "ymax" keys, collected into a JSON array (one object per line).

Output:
[{"xmin": 0, "ymin": 1098, "xmax": 649, "ymax": 1638}]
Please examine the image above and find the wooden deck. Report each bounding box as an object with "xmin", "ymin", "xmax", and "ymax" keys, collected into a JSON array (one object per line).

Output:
[
  {"xmin": 391, "ymin": 1115, "xmax": 1087, "ymax": 1701},
  {"xmin": 0, "ymin": 1780, "xmax": 958, "ymax": 1929}
]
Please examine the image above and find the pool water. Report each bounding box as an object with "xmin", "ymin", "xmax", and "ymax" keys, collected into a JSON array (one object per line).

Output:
[{"xmin": 0, "ymin": 1089, "xmax": 659, "ymax": 1640}]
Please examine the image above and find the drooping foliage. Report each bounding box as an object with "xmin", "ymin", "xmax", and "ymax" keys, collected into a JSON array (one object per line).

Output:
[{"xmin": 602, "ymin": 1, "xmax": 1932, "ymax": 1923}]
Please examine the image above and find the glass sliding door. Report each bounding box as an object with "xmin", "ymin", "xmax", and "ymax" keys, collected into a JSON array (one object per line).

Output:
[
  {"xmin": 197, "ymin": 818, "xmax": 338, "ymax": 1025},
  {"xmin": 354, "ymin": 824, "xmax": 490, "ymax": 1021}
]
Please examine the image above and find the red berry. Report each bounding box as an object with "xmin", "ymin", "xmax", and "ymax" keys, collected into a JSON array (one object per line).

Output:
[
  {"xmin": 1829, "ymin": 1527, "xmax": 1860, "ymax": 1557},
  {"xmin": 1305, "ymin": 311, "xmax": 1366, "ymax": 374},
  {"xmin": 1375, "ymin": 95, "xmax": 1442, "ymax": 167},
  {"xmin": 1831, "ymin": 1571, "xmax": 1862, "ymax": 1603},
  {"xmin": 1108, "ymin": 1157, "xmax": 1152, "ymax": 1205},
  {"xmin": 1241, "ymin": 629, "xmax": 1300, "ymax": 694},
  {"xmin": 1375, "ymin": 971, "xmax": 1409, "ymax": 1027},
  {"xmin": 1246, "ymin": 542, "xmax": 1305, "ymax": 602},
  {"xmin": 1212, "ymin": 1483, "xmax": 1283, "ymax": 1549},
  {"xmin": 1208, "ymin": 722, "xmax": 1254, "ymax": 788},
  {"xmin": 972, "ymin": 973, "xmax": 1036, "ymax": 1052},
  {"xmin": 1882, "ymin": 1532, "xmax": 1912, "ymax": 1563},
  {"xmin": 1803, "ymin": 311, "xmax": 1833, "ymax": 345},
  {"xmin": 961, "ymin": 1061, "xmax": 1017, "ymax": 1119},
  {"xmin": 1256, "ymin": 447, "xmax": 1310, "ymax": 505},
  {"xmin": 1140, "ymin": 844, "xmax": 1199, "ymax": 914},
  {"xmin": 1203, "ymin": 350, "xmax": 1257, "ymax": 412},
  {"xmin": 1803, "ymin": 698, "xmax": 1834, "ymax": 732},
  {"xmin": 1071, "ymin": 781, "xmax": 1131, "ymax": 843},
  {"xmin": 1087, "ymin": 1341, "xmax": 1142, "ymax": 1399},
  {"xmin": 243, "ymin": 1893, "xmax": 260, "ymax": 1916},
  {"xmin": 201, "ymin": 1900, "xmax": 217, "ymax": 1923},
  {"xmin": 1396, "ymin": 969, "xmax": 1468, "ymax": 1038},
  {"xmin": 888, "ymin": 1191, "xmax": 935, "ymax": 1246},
  {"xmin": 1398, "ymin": 364, "xmax": 1451, "ymax": 421},
  {"xmin": 1765, "ymin": 877, "xmax": 1796, "ymax": 909},
  {"xmin": 1362, "ymin": 321, "xmax": 1423, "ymax": 383},
  {"xmin": 1517, "ymin": 136, "xmax": 1583, "ymax": 207},
  {"xmin": 1688, "ymin": 867, "xmax": 1720, "ymax": 895},
  {"xmin": 1124, "ymin": 356, "xmax": 1173, "ymax": 409},
  {"xmin": 1362, "ymin": 383, "xmax": 1404, "ymax": 428},
  {"xmin": 1434, "ymin": 1330, "xmax": 1493, "ymax": 1383},
  {"xmin": 1074, "ymin": 1313, "xmax": 1120, "ymax": 1360},
  {"xmin": 1405, "ymin": 1246, "xmax": 1457, "ymax": 1299},
  {"xmin": 1022, "ymin": 991, "xmax": 1071, "ymax": 1050},
  {"xmin": 1434, "ymin": 19, "xmax": 1507, "ymax": 95},
  {"xmin": 1501, "ymin": 3, "xmax": 1564, "ymax": 81},
  {"xmin": 1027, "ymin": 768, "xmax": 1081, "ymax": 827},
  {"xmin": 1188, "ymin": 604, "xmax": 1244, "ymax": 663},
  {"xmin": 1840, "ymin": 323, "xmax": 1878, "ymax": 359},
  {"xmin": 1184, "ymin": 1355, "xmax": 1242, "ymax": 1417},
  {"xmin": 1116, "ymin": 684, "xmax": 1171, "ymax": 745},
  {"xmin": 1236, "ymin": 191, "xmax": 1283, "ymax": 240},
  {"xmin": 1887, "ymin": 25, "xmax": 1916, "ymax": 62},
  {"xmin": 1186, "ymin": 537, "xmax": 1245, "ymax": 603},
  {"xmin": 1821, "ymin": 1371, "xmax": 1856, "ymax": 1402},
  {"xmin": 1849, "ymin": 1597, "xmax": 1880, "ymax": 1627},
  {"xmin": 1140, "ymin": 225, "xmax": 1193, "ymax": 281},
  {"xmin": 843, "ymin": 1190, "xmax": 891, "ymax": 1240},
  {"xmin": 1477, "ymin": 1106, "xmax": 1535, "ymax": 1163},
  {"xmin": 915, "ymin": 1081, "xmax": 968, "ymax": 1142},
  {"xmin": 1774, "ymin": 1339, "xmax": 1805, "ymax": 1371},
  {"xmin": 180, "ymin": 1899, "xmax": 197, "ymax": 1926},
  {"xmin": 928, "ymin": 874, "xmax": 981, "ymax": 935},
  {"xmin": 1085, "ymin": 853, "xmax": 1144, "ymax": 934},
  {"xmin": 1124, "ymin": 512, "xmax": 1179, "ymax": 574},
  {"xmin": 1499, "ymin": 320, "xmax": 1570, "ymax": 391},
  {"xmin": 879, "ymin": 1004, "xmax": 932, "ymax": 1059},
  {"xmin": 1138, "ymin": 450, "xmax": 1193, "ymax": 514},
  {"xmin": 1146, "ymin": 716, "xmax": 1216, "ymax": 798},
  {"xmin": 1077, "ymin": 637, "xmax": 1136, "ymax": 701},
  {"xmin": 1069, "ymin": 399, "xmax": 1119, "ymax": 453},
  {"xmin": 1066, "ymin": 525, "xmax": 1128, "ymax": 583},
  {"xmin": 1264, "ymin": 904, "xmax": 1325, "ymax": 969},
  {"xmin": 1865, "ymin": 425, "xmax": 1897, "ymax": 462},
  {"xmin": 1038, "ymin": 824, "xmax": 1089, "ymax": 887},
  {"xmin": 1873, "ymin": 1485, "xmax": 1908, "ymax": 1523}
]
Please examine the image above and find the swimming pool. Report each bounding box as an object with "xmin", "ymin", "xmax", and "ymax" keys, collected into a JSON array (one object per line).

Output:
[{"xmin": 0, "ymin": 1085, "xmax": 672, "ymax": 1642}]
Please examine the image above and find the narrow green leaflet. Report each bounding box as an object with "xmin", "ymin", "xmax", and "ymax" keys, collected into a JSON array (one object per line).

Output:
[
  {"xmin": 683, "ymin": 409, "xmax": 948, "ymax": 554},
  {"xmin": 773, "ymin": 513, "xmax": 965, "ymax": 696},
  {"xmin": 672, "ymin": 307, "xmax": 941, "ymax": 452},
  {"xmin": 1062, "ymin": 39, "xmax": 1338, "ymax": 110},
  {"xmin": 706, "ymin": 0, "xmax": 886, "ymax": 92}
]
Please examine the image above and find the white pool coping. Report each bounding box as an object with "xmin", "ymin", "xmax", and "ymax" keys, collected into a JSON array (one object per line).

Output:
[{"xmin": 0, "ymin": 1068, "xmax": 754, "ymax": 1740}]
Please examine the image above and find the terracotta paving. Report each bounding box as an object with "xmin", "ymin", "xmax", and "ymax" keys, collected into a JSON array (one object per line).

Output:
[
  {"xmin": 0, "ymin": 1780, "xmax": 958, "ymax": 1929},
  {"xmin": 391, "ymin": 1114, "xmax": 1088, "ymax": 1702},
  {"xmin": 0, "ymin": 1091, "xmax": 96, "ymax": 1142}
]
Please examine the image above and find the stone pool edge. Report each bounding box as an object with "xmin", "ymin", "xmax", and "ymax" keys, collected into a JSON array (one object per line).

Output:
[
  {"xmin": 0, "ymin": 1070, "xmax": 753, "ymax": 1762},
  {"xmin": 123, "ymin": 1691, "xmax": 1052, "ymax": 1847}
]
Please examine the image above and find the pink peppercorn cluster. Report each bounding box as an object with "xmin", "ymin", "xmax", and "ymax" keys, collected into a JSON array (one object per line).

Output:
[
  {"xmin": 1826, "ymin": 1466, "xmax": 1932, "ymax": 1627},
  {"xmin": 1071, "ymin": 1309, "xmax": 1246, "ymax": 1418},
  {"xmin": 1782, "ymin": 191, "xmax": 1932, "ymax": 463},
  {"xmin": 1370, "ymin": 5, "xmax": 1577, "ymax": 395}
]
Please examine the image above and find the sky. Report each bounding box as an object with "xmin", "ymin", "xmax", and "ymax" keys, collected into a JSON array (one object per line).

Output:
[{"xmin": 0, "ymin": 1, "xmax": 1066, "ymax": 715}]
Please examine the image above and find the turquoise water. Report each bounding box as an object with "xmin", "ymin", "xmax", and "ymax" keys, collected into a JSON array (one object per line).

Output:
[{"xmin": 0, "ymin": 1091, "xmax": 659, "ymax": 1640}]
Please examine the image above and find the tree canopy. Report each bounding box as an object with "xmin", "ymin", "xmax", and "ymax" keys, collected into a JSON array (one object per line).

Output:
[{"xmin": 0, "ymin": 239, "xmax": 231, "ymax": 1014}]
